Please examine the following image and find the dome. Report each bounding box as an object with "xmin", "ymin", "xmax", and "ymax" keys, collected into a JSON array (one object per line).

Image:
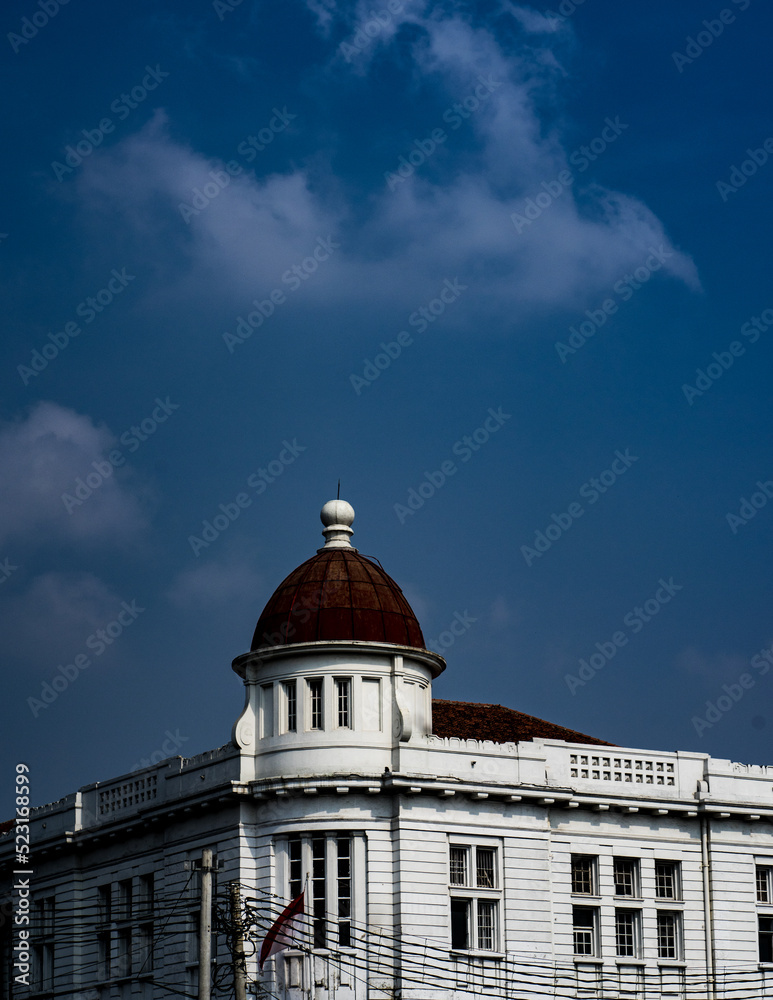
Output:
[{"xmin": 250, "ymin": 501, "xmax": 426, "ymax": 651}]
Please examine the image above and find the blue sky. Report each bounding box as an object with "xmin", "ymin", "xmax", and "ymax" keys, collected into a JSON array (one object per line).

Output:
[{"xmin": 2, "ymin": 0, "xmax": 773, "ymax": 815}]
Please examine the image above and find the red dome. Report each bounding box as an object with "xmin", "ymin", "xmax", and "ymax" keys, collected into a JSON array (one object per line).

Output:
[{"xmin": 251, "ymin": 548, "xmax": 426, "ymax": 651}]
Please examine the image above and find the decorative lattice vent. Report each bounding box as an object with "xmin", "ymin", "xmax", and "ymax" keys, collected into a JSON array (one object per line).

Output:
[
  {"xmin": 98, "ymin": 774, "xmax": 158, "ymax": 815},
  {"xmin": 569, "ymin": 754, "xmax": 675, "ymax": 786}
]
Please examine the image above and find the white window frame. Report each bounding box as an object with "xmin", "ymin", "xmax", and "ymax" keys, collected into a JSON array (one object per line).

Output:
[
  {"xmin": 572, "ymin": 904, "xmax": 600, "ymax": 958},
  {"xmin": 654, "ymin": 860, "xmax": 681, "ymax": 901},
  {"xmin": 281, "ymin": 680, "xmax": 297, "ymax": 733},
  {"xmin": 613, "ymin": 857, "xmax": 641, "ymax": 898},
  {"xmin": 656, "ymin": 909, "xmax": 683, "ymax": 960},
  {"xmin": 756, "ymin": 864, "xmax": 773, "ymax": 904},
  {"xmin": 571, "ymin": 854, "xmax": 599, "ymax": 896},
  {"xmin": 281, "ymin": 833, "xmax": 360, "ymax": 953},
  {"xmin": 334, "ymin": 677, "xmax": 352, "ymax": 729},
  {"xmin": 307, "ymin": 678, "xmax": 324, "ymax": 731},
  {"xmin": 614, "ymin": 908, "xmax": 641, "ymax": 958},
  {"xmin": 448, "ymin": 839, "xmax": 502, "ymax": 954}
]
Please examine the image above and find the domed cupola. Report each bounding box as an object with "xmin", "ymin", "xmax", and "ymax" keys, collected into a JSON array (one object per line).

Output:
[
  {"xmin": 231, "ymin": 500, "xmax": 445, "ymax": 782},
  {"xmin": 251, "ymin": 500, "xmax": 426, "ymax": 651}
]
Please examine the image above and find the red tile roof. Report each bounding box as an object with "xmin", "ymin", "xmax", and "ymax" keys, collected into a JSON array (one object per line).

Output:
[{"xmin": 432, "ymin": 699, "xmax": 614, "ymax": 746}]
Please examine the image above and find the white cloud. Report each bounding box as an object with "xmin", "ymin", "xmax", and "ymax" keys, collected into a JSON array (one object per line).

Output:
[
  {"xmin": 0, "ymin": 401, "xmax": 148, "ymax": 550},
  {"xmin": 69, "ymin": 6, "xmax": 699, "ymax": 330}
]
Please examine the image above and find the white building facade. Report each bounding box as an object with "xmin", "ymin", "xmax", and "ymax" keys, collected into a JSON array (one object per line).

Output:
[{"xmin": 2, "ymin": 501, "xmax": 773, "ymax": 1000}]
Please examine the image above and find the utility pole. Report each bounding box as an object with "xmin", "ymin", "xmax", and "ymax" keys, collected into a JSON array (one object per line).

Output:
[
  {"xmin": 198, "ymin": 849, "xmax": 214, "ymax": 1000},
  {"xmin": 230, "ymin": 882, "xmax": 248, "ymax": 1000}
]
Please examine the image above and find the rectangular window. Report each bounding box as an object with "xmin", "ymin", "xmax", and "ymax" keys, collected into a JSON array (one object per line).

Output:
[
  {"xmin": 571, "ymin": 855, "xmax": 597, "ymax": 895},
  {"xmin": 656, "ymin": 911, "xmax": 681, "ymax": 959},
  {"xmin": 312, "ymin": 836, "xmax": 326, "ymax": 948},
  {"xmin": 757, "ymin": 866, "xmax": 773, "ymax": 903},
  {"xmin": 477, "ymin": 900, "xmax": 496, "ymax": 950},
  {"xmin": 573, "ymin": 906, "xmax": 598, "ymax": 957},
  {"xmin": 283, "ymin": 681, "xmax": 297, "ymax": 733},
  {"xmin": 614, "ymin": 858, "xmax": 639, "ymax": 897},
  {"xmin": 286, "ymin": 834, "xmax": 354, "ymax": 953},
  {"xmin": 308, "ymin": 679, "xmax": 323, "ymax": 730},
  {"xmin": 98, "ymin": 885, "xmax": 113, "ymax": 980},
  {"xmin": 615, "ymin": 909, "xmax": 640, "ymax": 957},
  {"xmin": 655, "ymin": 861, "xmax": 680, "ymax": 900},
  {"xmin": 450, "ymin": 847, "xmax": 468, "ymax": 886},
  {"xmin": 476, "ymin": 848, "xmax": 496, "ymax": 888},
  {"xmin": 118, "ymin": 878, "xmax": 133, "ymax": 920},
  {"xmin": 138, "ymin": 873, "xmax": 154, "ymax": 914},
  {"xmin": 32, "ymin": 897, "xmax": 55, "ymax": 991},
  {"xmin": 337, "ymin": 837, "xmax": 352, "ymax": 947},
  {"xmin": 448, "ymin": 843, "xmax": 500, "ymax": 951},
  {"xmin": 289, "ymin": 836, "xmax": 303, "ymax": 900},
  {"xmin": 760, "ymin": 917, "xmax": 773, "ymax": 964},
  {"xmin": 336, "ymin": 678, "xmax": 351, "ymax": 729},
  {"xmin": 450, "ymin": 898, "xmax": 470, "ymax": 950}
]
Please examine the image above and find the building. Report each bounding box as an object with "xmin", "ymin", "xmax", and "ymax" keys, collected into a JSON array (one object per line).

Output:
[{"xmin": 2, "ymin": 499, "xmax": 773, "ymax": 1000}]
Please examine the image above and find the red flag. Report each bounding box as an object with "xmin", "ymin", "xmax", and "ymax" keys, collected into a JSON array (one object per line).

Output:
[{"xmin": 259, "ymin": 891, "xmax": 305, "ymax": 970}]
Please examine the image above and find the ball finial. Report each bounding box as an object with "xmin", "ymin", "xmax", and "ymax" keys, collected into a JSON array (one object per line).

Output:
[{"xmin": 318, "ymin": 499, "xmax": 356, "ymax": 550}]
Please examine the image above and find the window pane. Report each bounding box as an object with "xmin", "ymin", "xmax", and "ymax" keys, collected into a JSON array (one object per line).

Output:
[
  {"xmin": 657, "ymin": 912, "xmax": 678, "ymax": 959},
  {"xmin": 476, "ymin": 848, "xmax": 496, "ymax": 888},
  {"xmin": 615, "ymin": 910, "xmax": 636, "ymax": 957},
  {"xmin": 337, "ymin": 837, "xmax": 352, "ymax": 947},
  {"xmin": 309, "ymin": 679, "xmax": 323, "ymax": 730},
  {"xmin": 760, "ymin": 917, "xmax": 773, "ymax": 963},
  {"xmin": 573, "ymin": 906, "xmax": 596, "ymax": 956},
  {"xmin": 477, "ymin": 900, "xmax": 496, "ymax": 950},
  {"xmin": 757, "ymin": 867, "xmax": 771, "ymax": 904},
  {"xmin": 289, "ymin": 836, "xmax": 302, "ymax": 900},
  {"xmin": 451, "ymin": 898, "xmax": 470, "ymax": 950},
  {"xmin": 312, "ymin": 837, "xmax": 326, "ymax": 948},
  {"xmin": 614, "ymin": 859, "xmax": 636, "ymax": 896},
  {"xmin": 284, "ymin": 681, "xmax": 297, "ymax": 733},
  {"xmin": 336, "ymin": 679, "xmax": 350, "ymax": 728},
  {"xmin": 572, "ymin": 856, "xmax": 595, "ymax": 894},
  {"xmin": 450, "ymin": 848, "xmax": 468, "ymax": 886},
  {"xmin": 655, "ymin": 862, "xmax": 677, "ymax": 899}
]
